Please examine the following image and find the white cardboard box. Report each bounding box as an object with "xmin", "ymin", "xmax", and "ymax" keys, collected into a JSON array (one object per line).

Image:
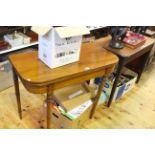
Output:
[
  {"xmin": 103, "ymin": 67, "xmax": 138, "ymax": 101},
  {"xmin": 103, "ymin": 79, "xmax": 125, "ymax": 102},
  {"xmin": 122, "ymin": 67, "xmax": 138, "ymax": 95},
  {"xmin": 31, "ymin": 26, "xmax": 90, "ymax": 68},
  {"xmin": 4, "ymin": 33, "xmax": 23, "ymax": 47}
]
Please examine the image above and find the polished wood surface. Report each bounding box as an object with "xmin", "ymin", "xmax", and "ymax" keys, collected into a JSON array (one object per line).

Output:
[
  {"xmin": 90, "ymin": 76, "xmax": 106, "ymax": 118},
  {"xmin": 0, "ymin": 61, "xmax": 155, "ymax": 128},
  {"xmin": 8, "ymin": 42, "xmax": 118, "ymax": 128},
  {"xmin": 9, "ymin": 43, "xmax": 118, "ymax": 86},
  {"xmin": 12, "ymin": 67, "xmax": 22, "ymax": 119},
  {"xmin": 96, "ymin": 35, "xmax": 155, "ymax": 58}
]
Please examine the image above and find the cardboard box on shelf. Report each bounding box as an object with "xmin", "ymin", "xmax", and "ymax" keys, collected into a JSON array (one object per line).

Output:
[
  {"xmin": 18, "ymin": 32, "xmax": 31, "ymax": 44},
  {"xmin": 4, "ymin": 33, "xmax": 23, "ymax": 47},
  {"xmin": 3, "ymin": 32, "xmax": 31, "ymax": 47},
  {"xmin": 31, "ymin": 26, "xmax": 90, "ymax": 69}
]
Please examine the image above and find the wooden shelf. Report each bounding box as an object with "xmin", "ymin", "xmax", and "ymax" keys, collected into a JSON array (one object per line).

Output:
[{"xmin": 0, "ymin": 41, "xmax": 38, "ymax": 55}]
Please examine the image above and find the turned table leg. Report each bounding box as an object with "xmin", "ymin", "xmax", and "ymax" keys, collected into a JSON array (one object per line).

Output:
[
  {"xmin": 12, "ymin": 67, "xmax": 22, "ymax": 119},
  {"xmin": 90, "ymin": 76, "xmax": 106, "ymax": 118},
  {"xmin": 46, "ymin": 87, "xmax": 53, "ymax": 129}
]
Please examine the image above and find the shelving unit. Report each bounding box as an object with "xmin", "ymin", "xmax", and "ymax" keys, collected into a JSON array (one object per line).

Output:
[
  {"xmin": 0, "ymin": 26, "xmax": 38, "ymax": 55},
  {"xmin": 0, "ymin": 41, "xmax": 38, "ymax": 55},
  {"xmin": 86, "ymin": 26, "xmax": 109, "ymax": 39},
  {"xmin": 0, "ymin": 26, "xmax": 38, "ymax": 91},
  {"xmin": 86, "ymin": 26, "xmax": 107, "ymax": 31}
]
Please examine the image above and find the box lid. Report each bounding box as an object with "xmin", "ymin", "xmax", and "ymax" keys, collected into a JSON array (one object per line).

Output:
[
  {"xmin": 53, "ymin": 83, "xmax": 91, "ymax": 111},
  {"xmin": 55, "ymin": 26, "xmax": 90, "ymax": 38},
  {"xmin": 31, "ymin": 26, "xmax": 90, "ymax": 38},
  {"xmin": 31, "ymin": 26, "xmax": 52, "ymax": 35}
]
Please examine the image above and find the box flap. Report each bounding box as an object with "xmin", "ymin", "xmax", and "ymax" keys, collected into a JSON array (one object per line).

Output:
[
  {"xmin": 53, "ymin": 84, "xmax": 87, "ymax": 102},
  {"xmin": 61, "ymin": 93, "xmax": 91, "ymax": 111},
  {"xmin": 55, "ymin": 26, "xmax": 90, "ymax": 38},
  {"xmin": 31, "ymin": 26, "xmax": 52, "ymax": 36},
  {"xmin": 53, "ymin": 83, "xmax": 91, "ymax": 111}
]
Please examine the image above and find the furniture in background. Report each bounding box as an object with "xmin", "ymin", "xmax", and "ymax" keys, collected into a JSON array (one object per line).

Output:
[
  {"xmin": 143, "ymin": 27, "xmax": 155, "ymax": 69},
  {"xmin": 9, "ymin": 42, "xmax": 118, "ymax": 129},
  {"xmin": 0, "ymin": 26, "xmax": 38, "ymax": 55},
  {"xmin": 96, "ymin": 35, "xmax": 155, "ymax": 107},
  {"xmin": 83, "ymin": 27, "xmax": 109, "ymax": 42},
  {"xmin": 0, "ymin": 26, "xmax": 38, "ymax": 92}
]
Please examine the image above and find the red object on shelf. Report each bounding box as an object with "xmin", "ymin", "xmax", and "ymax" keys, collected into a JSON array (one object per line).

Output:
[
  {"xmin": 26, "ymin": 30, "xmax": 38, "ymax": 42},
  {"xmin": 0, "ymin": 40, "xmax": 10, "ymax": 51},
  {"xmin": 123, "ymin": 31, "xmax": 146, "ymax": 48}
]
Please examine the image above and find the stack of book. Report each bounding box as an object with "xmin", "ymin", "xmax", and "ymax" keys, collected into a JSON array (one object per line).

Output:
[{"xmin": 123, "ymin": 31, "xmax": 146, "ymax": 49}]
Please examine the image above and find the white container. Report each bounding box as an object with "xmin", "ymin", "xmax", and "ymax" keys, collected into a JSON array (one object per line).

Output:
[
  {"xmin": 4, "ymin": 33, "xmax": 23, "ymax": 47},
  {"xmin": 122, "ymin": 67, "xmax": 138, "ymax": 95},
  {"xmin": 31, "ymin": 26, "xmax": 90, "ymax": 68},
  {"xmin": 18, "ymin": 32, "xmax": 31, "ymax": 44}
]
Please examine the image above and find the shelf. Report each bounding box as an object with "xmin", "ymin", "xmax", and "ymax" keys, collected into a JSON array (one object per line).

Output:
[
  {"xmin": 0, "ymin": 41, "xmax": 38, "ymax": 55},
  {"xmin": 87, "ymin": 26, "xmax": 107, "ymax": 31},
  {"xmin": 0, "ymin": 26, "xmax": 30, "ymax": 36}
]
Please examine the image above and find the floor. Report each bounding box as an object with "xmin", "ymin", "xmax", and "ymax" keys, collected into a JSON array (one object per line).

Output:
[{"xmin": 0, "ymin": 61, "xmax": 155, "ymax": 129}]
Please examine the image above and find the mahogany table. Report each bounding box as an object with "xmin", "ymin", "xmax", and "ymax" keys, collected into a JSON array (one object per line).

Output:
[{"xmin": 9, "ymin": 42, "xmax": 118, "ymax": 128}]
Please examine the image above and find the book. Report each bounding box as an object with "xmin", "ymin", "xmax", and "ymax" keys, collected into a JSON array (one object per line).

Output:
[{"xmin": 123, "ymin": 31, "xmax": 146, "ymax": 49}]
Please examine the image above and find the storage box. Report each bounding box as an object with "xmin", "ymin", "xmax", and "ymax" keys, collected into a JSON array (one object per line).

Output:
[
  {"xmin": 103, "ymin": 78, "xmax": 124, "ymax": 102},
  {"xmin": 53, "ymin": 83, "xmax": 93, "ymax": 112},
  {"xmin": 103, "ymin": 67, "xmax": 138, "ymax": 101},
  {"xmin": 31, "ymin": 26, "xmax": 90, "ymax": 68},
  {"xmin": 51, "ymin": 83, "xmax": 94, "ymax": 128},
  {"xmin": 122, "ymin": 67, "xmax": 138, "ymax": 95},
  {"xmin": 18, "ymin": 32, "xmax": 31, "ymax": 44},
  {"xmin": 4, "ymin": 33, "xmax": 23, "ymax": 47},
  {"xmin": 98, "ymin": 91, "xmax": 107, "ymax": 105},
  {"xmin": 51, "ymin": 100, "xmax": 93, "ymax": 129}
]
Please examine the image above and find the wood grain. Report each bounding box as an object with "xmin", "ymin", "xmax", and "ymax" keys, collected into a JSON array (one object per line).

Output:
[
  {"xmin": 0, "ymin": 61, "xmax": 155, "ymax": 128},
  {"xmin": 9, "ymin": 42, "xmax": 118, "ymax": 85},
  {"xmin": 8, "ymin": 42, "xmax": 118, "ymax": 128}
]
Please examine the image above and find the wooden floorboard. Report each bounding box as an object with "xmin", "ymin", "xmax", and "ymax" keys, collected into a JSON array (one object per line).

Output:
[{"xmin": 0, "ymin": 61, "xmax": 155, "ymax": 129}]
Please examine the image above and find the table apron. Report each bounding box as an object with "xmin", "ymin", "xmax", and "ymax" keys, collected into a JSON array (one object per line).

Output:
[
  {"xmin": 21, "ymin": 66, "xmax": 115, "ymax": 94},
  {"xmin": 125, "ymin": 44, "xmax": 154, "ymax": 64}
]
